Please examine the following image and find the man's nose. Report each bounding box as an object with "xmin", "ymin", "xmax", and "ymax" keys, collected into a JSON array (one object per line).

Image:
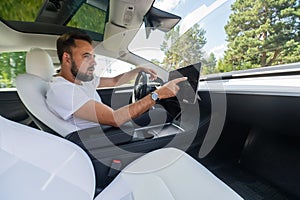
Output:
[{"xmin": 90, "ymin": 56, "xmax": 97, "ymax": 65}]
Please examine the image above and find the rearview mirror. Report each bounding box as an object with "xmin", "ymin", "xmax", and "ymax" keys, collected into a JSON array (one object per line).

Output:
[{"xmin": 144, "ymin": 7, "xmax": 181, "ymax": 38}]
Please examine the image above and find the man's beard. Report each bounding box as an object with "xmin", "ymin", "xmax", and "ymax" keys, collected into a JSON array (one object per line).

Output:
[{"xmin": 70, "ymin": 59, "xmax": 94, "ymax": 82}]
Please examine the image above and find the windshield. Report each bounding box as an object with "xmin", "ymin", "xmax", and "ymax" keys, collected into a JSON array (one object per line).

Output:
[{"xmin": 129, "ymin": 0, "xmax": 300, "ymax": 75}]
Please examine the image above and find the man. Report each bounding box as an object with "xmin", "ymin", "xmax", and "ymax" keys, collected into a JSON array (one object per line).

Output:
[{"xmin": 46, "ymin": 32, "xmax": 186, "ymax": 131}]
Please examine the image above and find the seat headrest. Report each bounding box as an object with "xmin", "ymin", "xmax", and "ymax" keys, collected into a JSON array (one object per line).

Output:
[{"xmin": 26, "ymin": 48, "xmax": 54, "ymax": 81}]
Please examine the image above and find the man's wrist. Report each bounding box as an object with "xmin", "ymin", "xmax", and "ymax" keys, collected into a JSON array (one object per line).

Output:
[{"xmin": 150, "ymin": 91, "xmax": 160, "ymax": 103}]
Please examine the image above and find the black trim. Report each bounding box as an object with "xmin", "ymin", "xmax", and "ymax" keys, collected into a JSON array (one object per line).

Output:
[{"xmin": 1, "ymin": 19, "xmax": 103, "ymax": 42}]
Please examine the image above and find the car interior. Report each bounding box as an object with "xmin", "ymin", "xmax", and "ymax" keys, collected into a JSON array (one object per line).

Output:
[
  {"xmin": 1, "ymin": 0, "xmax": 300, "ymax": 199},
  {"xmin": 0, "ymin": 115, "xmax": 243, "ymax": 200},
  {"xmin": 16, "ymin": 44, "xmax": 207, "ymax": 192}
]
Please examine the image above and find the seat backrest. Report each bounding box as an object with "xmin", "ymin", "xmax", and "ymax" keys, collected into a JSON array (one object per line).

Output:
[
  {"xmin": 16, "ymin": 48, "xmax": 78, "ymax": 136},
  {"xmin": 0, "ymin": 116, "xmax": 96, "ymax": 200},
  {"xmin": 25, "ymin": 47, "xmax": 54, "ymax": 81}
]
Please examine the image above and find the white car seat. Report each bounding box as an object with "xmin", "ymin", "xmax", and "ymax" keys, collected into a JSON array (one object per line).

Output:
[
  {"xmin": 0, "ymin": 116, "xmax": 243, "ymax": 200},
  {"xmin": 0, "ymin": 115, "xmax": 95, "ymax": 200},
  {"xmin": 16, "ymin": 47, "xmax": 78, "ymax": 136}
]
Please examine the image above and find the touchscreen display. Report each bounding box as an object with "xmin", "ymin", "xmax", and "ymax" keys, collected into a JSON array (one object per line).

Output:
[{"xmin": 168, "ymin": 63, "xmax": 201, "ymax": 104}]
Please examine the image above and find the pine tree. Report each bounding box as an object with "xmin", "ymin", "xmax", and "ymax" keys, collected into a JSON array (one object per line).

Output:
[
  {"xmin": 160, "ymin": 24, "xmax": 207, "ymax": 71},
  {"xmin": 222, "ymin": 0, "xmax": 300, "ymax": 71}
]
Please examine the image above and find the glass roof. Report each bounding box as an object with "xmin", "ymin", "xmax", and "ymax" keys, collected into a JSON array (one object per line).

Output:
[
  {"xmin": 0, "ymin": 0, "xmax": 108, "ymax": 36},
  {"xmin": 0, "ymin": 0, "xmax": 44, "ymax": 22},
  {"xmin": 67, "ymin": 3, "xmax": 106, "ymax": 34}
]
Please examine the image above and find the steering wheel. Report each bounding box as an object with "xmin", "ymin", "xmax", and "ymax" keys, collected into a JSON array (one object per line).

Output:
[
  {"xmin": 132, "ymin": 71, "xmax": 149, "ymax": 102},
  {"xmin": 132, "ymin": 71, "xmax": 164, "ymax": 103}
]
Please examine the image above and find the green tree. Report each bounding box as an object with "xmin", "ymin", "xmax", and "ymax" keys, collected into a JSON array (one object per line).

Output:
[
  {"xmin": 0, "ymin": 0, "xmax": 43, "ymax": 88},
  {"xmin": 202, "ymin": 53, "xmax": 218, "ymax": 75},
  {"xmin": 150, "ymin": 59, "xmax": 161, "ymax": 66},
  {"xmin": 0, "ymin": 0, "xmax": 44, "ymax": 21},
  {"xmin": 222, "ymin": 0, "xmax": 300, "ymax": 71},
  {"xmin": 160, "ymin": 24, "xmax": 207, "ymax": 71},
  {"xmin": 0, "ymin": 52, "xmax": 26, "ymax": 88},
  {"xmin": 67, "ymin": 3, "xmax": 106, "ymax": 34}
]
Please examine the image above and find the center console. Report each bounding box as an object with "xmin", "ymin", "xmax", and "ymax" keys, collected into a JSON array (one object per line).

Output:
[
  {"xmin": 68, "ymin": 120, "xmax": 187, "ymax": 189},
  {"xmin": 133, "ymin": 122, "xmax": 184, "ymax": 140}
]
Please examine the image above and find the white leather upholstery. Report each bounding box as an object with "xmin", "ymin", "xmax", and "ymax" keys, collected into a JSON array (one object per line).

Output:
[
  {"xmin": 96, "ymin": 148, "xmax": 243, "ymax": 200},
  {"xmin": 0, "ymin": 116, "xmax": 95, "ymax": 200},
  {"xmin": 16, "ymin": 48, "xmax": 78, "ymax": 136},
  {"xmin": 25, "ymin": 47, "xmax": 54, "ymax": 81},
  {"xmin": 0, "ymin": 116, "xmax": 243, "ymax": 200}
]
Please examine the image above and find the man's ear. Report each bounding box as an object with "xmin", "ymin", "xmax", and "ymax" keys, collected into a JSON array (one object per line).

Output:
[{"xmin": 63, "ymin": 52, "xmax": 71, "ymax": 64}]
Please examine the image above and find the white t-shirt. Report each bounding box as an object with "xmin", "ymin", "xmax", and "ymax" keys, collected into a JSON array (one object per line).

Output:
[{"xmin": 46, "ymin": 76, "xmax": 101, "ymax": 130}]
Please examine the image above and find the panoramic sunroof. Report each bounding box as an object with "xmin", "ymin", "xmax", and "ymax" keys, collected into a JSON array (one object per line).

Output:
[
  {"xmin": 0, "ymin": 0, "xmax": 107, "ymax": 35},
  {"xmin": 67, "ymin": 3, "xmax": 106, "ymax": 34},
  {"xmin": 0, "ymin": 0, "xmax": 44, "ymax": 22}
]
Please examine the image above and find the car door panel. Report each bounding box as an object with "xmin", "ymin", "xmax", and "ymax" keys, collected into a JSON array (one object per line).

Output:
[{"xmin": 0, "ymin": 90, "xmax": 31, "ymax": 124}]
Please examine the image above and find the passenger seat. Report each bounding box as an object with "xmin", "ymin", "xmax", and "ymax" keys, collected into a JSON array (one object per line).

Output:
[{"xmin": 0, "ymin": 116, "xmax": 243, "ymax": 200}]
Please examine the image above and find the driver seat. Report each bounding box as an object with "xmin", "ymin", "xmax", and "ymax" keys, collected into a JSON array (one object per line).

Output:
[
  {"xmin": 16, "ymin": 48, "xmax": 134, "ymax": 147},
  {"xmin": 16, "ymin": 47, "xmax": 78, "ymax": 137}
]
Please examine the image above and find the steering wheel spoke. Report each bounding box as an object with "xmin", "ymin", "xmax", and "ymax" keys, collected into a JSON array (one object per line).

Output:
[{"xmin": 132, "ymin": 71, "xmax": 161, "ymax": 103}]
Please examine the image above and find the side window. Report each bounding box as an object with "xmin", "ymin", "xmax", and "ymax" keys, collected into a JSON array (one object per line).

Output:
[
  {"xmin": 0, "ymin": 52, "xmax": 26, "ymax": 88},
  {"xmin": 94, "ymin": 55, "xmax": 136, "ymax": 86},
  {"xmin": 0, "ymin": 52, "xmax": 136, "ymax": 88}
]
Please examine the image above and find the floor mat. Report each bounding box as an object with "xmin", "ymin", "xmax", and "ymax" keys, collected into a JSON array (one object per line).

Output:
[{"xmin": 210, "ymin": 164, "xmax": 294, "ymax": 200}]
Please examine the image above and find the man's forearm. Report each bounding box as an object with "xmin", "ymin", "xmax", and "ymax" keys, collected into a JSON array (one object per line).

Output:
[
  {"xmin": 113, "ymin": 68, "xmax": 141, "ymax": 86},
  {"xmin": 98, "ymin": 68, "xmax": 141, "ymax": 88},
  {"xmin": 104, "ymin": 76, "xmax": 186, "ymax": 127},
  {"xmin": 113, "ymin": 93, "xmax": 155, "ymax": 126}
]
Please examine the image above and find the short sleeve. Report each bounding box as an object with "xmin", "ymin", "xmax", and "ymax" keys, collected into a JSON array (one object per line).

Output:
[{"xmin": 46, "ymin": 82, "xmax": 92, "ymax": 120}]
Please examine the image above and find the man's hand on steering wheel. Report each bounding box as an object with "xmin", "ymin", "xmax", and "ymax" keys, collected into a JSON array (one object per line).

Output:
[
  {"xmin": 138, "ymin": 67, "xmax": 157, "ymax": 81},
  {"xmin": 133, "ymin": 70, "xmax": 160, "ymax": 102}
]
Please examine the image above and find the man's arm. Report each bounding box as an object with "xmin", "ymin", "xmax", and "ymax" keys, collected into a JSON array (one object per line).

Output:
[
  {"xmin": 74, "ymin": 77, "xmax": 186, "ymax": 127},
  {"xmin": 98, "ymin": 67, "xmax": 157, "ymax": 88}
]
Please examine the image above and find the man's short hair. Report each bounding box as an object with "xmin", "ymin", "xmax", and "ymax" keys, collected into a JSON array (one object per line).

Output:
[{"xmin": 56, "ymin": 32, "xmax": 92, "ymax": 63}]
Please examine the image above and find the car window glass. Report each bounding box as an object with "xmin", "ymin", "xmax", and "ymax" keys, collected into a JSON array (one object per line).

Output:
[
  {"xmin": 129, "ymin": 0, "xmax": 300, "ymax": 76},
  {"xmin": 0, "ymin": 52, "xmax": 26, "ymax": 89},
  {"xmin": 0, "ymin": 52, "xmax": 136, "ymax": 89},
  {"xmin": 0, "ymin": 0, "xmax": 44, "ymax": 22},
  {"xmin": 95, "ymin": 55, "xmax": 136, "ymax": 87},
  {"xmin": 67, "ymin": 3, "xmax": 106, "ymax": 35}
]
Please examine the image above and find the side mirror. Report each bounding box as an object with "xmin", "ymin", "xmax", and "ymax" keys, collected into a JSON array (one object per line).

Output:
[{"xmin": 144, "ymin": 7, "xmax": 181, "ymax": 38}]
